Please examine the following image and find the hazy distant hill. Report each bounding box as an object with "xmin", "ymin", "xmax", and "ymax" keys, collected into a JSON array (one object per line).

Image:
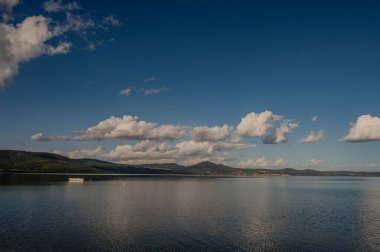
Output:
[
  {"xmin": 1, "ymin": 150, "xmax": 380, "ymax": 176},
  {"xmin": 186, "ymin": 161, "xmax": 236, "ymax": 175},
  {"xmin": 120, "ymin": 160, "xmax": 380, "ymax": 177},
  {"xmin": 136, "ymin": 163, "xmax": 187, "ymax": 172}
]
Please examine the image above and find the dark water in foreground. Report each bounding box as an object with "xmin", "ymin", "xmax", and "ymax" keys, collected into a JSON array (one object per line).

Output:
[{"xmin": 1, "ymin": 174, "xmax": 380, "ymax": 251}]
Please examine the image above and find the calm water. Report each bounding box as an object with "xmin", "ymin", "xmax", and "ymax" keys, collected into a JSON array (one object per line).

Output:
[{"xmin": 1, "ymin": 174, "xmax": 380, "ymax": 251}]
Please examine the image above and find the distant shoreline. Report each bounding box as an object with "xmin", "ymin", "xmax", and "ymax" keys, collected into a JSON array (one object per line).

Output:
[
  {"xmin": 1, "ymin": 172, "xmax": 380, "ymax": 178},
  {"xmin": 1, "ymin": 150, "xmax": 380, "ymax": 177}
]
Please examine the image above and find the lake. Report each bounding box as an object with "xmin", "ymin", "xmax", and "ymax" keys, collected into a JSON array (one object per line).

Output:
[{"xmin": 1, "ymin": 174, "xmax": 380, "ymax": 251}]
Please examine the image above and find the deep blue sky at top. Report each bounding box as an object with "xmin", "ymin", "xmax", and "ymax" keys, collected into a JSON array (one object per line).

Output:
[{"xmin": 1, "ymin": 0, "xmax": 380, "ymax": 167}]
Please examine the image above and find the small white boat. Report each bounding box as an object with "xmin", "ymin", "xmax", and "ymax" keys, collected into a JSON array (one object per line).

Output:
[{"xmin": 68, "ymin": 177, "xmax": 84, "ymax": 183}]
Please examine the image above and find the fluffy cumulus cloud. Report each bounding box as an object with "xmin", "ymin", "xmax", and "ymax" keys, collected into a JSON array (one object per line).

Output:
[
  {"xmin": 300, "ymin": 130, "xmax": 325, "ymax": 144},
  {"xmin": 341, "ymin": 115, "xmax": 380, "ymax": 142},
  {"xmin": 102, "ymin": 140, "xmax": 254, "ymax": 165},
  {"xmin": 0, "ymin": 0, "xmax": 120, "ymax": 87},
  {"xmin": 103, "ymin": 141, "xmax": 176, "ymax": 162},
  {"xmin": 236, "ymin": 157, "xmax": 285, "ymax": 169},
  {"xmin": 235, "ymin": 111, "xmax": 279, "ymax": 138},
  {"xmin": 0, "ymin": 15, "xmax": 71, "ymax": 86},
  {"xmin": 234, "ymin": 111, "xmax": 298, "ymax": 144},
  {"xmin": 76, "ymin": 115, "xmax": 186, "ymax": 141},
  {"xmin": 31, "ymin": 115, "xmax": 187, "ymax": 141},
  {"xmin": 311, "ymin": 115, "xmax": 318, "ymax": 122},
  {"xmin": 191, "ymin": 124, "xmax": 230, "ymax": 142},
  {"xmin": 263, "ymin": 122, "xmax": 299, "ymax": 144},
  {"xmin": 33, "ymin": 111, "xmax": 299, "ymax": 145},
  {"xmin": 32, "ymin": 111, "xmax": 301, "ymax": 164}
]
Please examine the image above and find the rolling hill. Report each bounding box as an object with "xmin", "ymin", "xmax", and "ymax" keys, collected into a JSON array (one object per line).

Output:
[
  {"xmin": 0, "ymin": 150, "xmax": 172, "ymax": 174},
  {"xmin": 1, "ymin": 150, "xmax": 380, "ymax": 176}
]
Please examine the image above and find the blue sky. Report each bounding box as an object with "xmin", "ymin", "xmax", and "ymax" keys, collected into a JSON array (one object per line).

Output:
[{"xmin": 1, "ymin": 0, "xmax": 380, "ymax": 170}]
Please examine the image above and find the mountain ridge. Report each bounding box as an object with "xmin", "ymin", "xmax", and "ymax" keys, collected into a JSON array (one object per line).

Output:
[{"xmin": 1, "ymin": 150, "xmax": 380, "ymax": 177}]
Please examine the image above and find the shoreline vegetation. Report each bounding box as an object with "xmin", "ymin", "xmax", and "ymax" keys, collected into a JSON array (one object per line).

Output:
[{"xmin": 1, "ymin": 150, "xmax": 380, "ymax": 177}]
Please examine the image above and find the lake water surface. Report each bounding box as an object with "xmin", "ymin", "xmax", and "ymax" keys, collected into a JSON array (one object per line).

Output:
[{"xmin": 1, "ymin": 174, "xmax": 380, "ymax": 251}]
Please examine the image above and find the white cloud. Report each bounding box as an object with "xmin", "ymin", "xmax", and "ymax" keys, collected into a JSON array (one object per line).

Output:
[
  {"xmin": 51, "ymin": 149, "xmax": 62, "ymax": 155},
  {"xmin": 191, "ymin": 124, "xmax": 230, "ymax": 142},
  {"xmin": 263, "ymin": 121, "xmax": 299, "ymax": 144},
  {"xmin": 236, "ymin": 157, "xmax": 285, "ymax": 169},
  {"xmin": 292, "ymin": 159, "xmax": 324, "ymax": 169},
  {"xmin": 176, "ymin": 141, "xmax": 215, "ymax": 156},
  {"xmin": 64, "ymin": 12, "xmax": 95, "ymax": 33},
  {"xmin": 0, "ymin": 15, "xmax": 72, "ymax": 87},
  {"xmin": 118, "ymin": 87, "xmax": 166, "ymax": 97},
  {"xmin": 32, "ymin": 115, "xmax": 188, "ymax": 142},
  {"xmin": 214, "ymin": 142, "xmax": 256, "ymax": 151},
  {"xmin": 328, "ymin": 162, "xmax": 380, "ymax": 171},
  {"xmin": 0, "ymin": 0, "xmax": 20, "ymax": 19},
  {"xmin": 119, "ymin": 87, "xmax": 133, "ymax": 96},
  {"xmin": 300, "ymin": 130, "xmax": 325, "ymax": 144},
  {"xmin": 367, "ymin": 163, "xmax": 380, "ymax": 168},
  {"xmin": 67, "ymin": 146, "xmax": 104, "ymax": 159},
  {"xmin": 0, "ymin": 1, "xmax": 120, "ymax": 87},
  {"xmin": 102, "ymin": 15, "xmax": 121, "ymax": 27},
  {"xmin": 46, "ymin": 41, "xmax": 72, "ymax": 55},
  {"xmin": 144, "ymin": 76, "xmax": 156, "ymax": 82},
  {"xmin": 311, "ymin": 115, "xmax": 318, "ymax": 122},
  {"xmin": 31, "ymin": 132, "xmax": 70, "ymax": 141},
  {"xmin": 31, "ymin": 133, "xmax": 45, "ymax": 141},
  {"xmin": 33, "ymin": 111, "xmax": 299, "ymax": 146},
  {"xmin": 341, "ymin": 114, "xmax": 380, "ymax": 142},
  {"xmin": 175, "ymin": 141, "xmax": 252, "ymax": 157},
  {"xmin": 103, "ymin": 140, "xmax": 254, "ymax": 165},
  {"xmin": 42, "ymin": 0, "xmax": 80, "ymax": 13},
  {"xmin": 235, "ymin": 111, "xmax": 280, "ymax": 139},
  {"xmin": 141, "ymin": 87, "xmax": 165, "ymax": 96},
  {"xmin": 0, "ymin": 0, "xmax": 19, "ymax": 21},
  {"xmin": 308, "ymin": 159, "xmax": 323, "ymax": 166},
  {"xmin": 0, "ymin": 0, "xmax": 19, "ymax": 9},
  {"xmin": 75, "ymin": 115, "xmax": 187, "ymax": 141},
  {"xmin": 103, "ymin": 140, "xmax": 176, "ymax": 161},
  {"xmin": 234, "ymin": 111, "xmax": 298, "ymax": 144}
]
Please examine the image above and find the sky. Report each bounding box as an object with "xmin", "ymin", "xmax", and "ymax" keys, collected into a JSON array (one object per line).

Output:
[{"xmin": 1, "ymin": 0, "xmax": 380, "ymax": 170}]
